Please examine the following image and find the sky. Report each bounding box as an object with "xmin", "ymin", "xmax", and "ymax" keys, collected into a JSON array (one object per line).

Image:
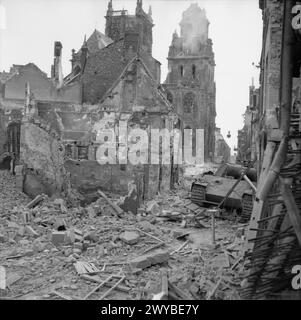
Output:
[{"xmin": 0, "ymin": 0, "xmax": 262, "ymax": 153}]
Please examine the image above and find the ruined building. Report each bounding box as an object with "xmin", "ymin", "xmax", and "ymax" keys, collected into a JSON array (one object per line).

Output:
[
  {"xmin": 164, "ymin": 3, "xmax": 216, "ymax": 161},
  {"xmin": 0, "ymin": 0, "xmax": 181, "ymax": 209},
  {"xmin": 242, "ymin": 0, "xmax": 301, "ymax": 299}
]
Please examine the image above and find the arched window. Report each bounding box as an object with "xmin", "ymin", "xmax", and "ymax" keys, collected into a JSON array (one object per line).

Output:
[
  {"xmin": 179, "ymin": 65, "xmax": 184, "ymax": 77},
  {"xmin": 183, "ymin": 92, "xmax": 196, "ymax": 113},
  {"xmin": 192, "ymin": 65, "xmax": 196, "ymax": 79}
]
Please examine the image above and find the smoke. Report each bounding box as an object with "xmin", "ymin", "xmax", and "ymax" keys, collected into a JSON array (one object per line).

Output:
[{"xmin": 181, "ymin": 4, "xmax": 208, "ymax": 53}]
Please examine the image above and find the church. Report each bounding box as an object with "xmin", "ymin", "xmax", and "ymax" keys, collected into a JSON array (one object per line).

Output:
[
  {"xmin": 164, "ymin": 3, "xmax": 216, "ymax": 161},
  {"xmin": 0, "ymin": 1, "xmax": 216, "ymax": 206}
]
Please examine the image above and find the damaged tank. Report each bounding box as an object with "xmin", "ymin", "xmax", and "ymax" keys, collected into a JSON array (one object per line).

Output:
[{"xmin": 191, "ymin": 163, "xmax": 257, "ymax": 221}]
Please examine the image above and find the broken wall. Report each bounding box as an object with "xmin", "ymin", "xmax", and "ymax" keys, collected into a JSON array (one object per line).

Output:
[
  {"xmin": 65, "ymin": 160, "xmax": 144, "ymax": 196},
  {"xmin": 20, "ymin": 119, "xmax": 67, "ymax": 198}
]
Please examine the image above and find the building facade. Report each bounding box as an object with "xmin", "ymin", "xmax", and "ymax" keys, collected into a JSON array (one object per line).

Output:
[
  {"xmin": 243, "ymin": 0, "xmax": 301, "ymax": 300},
  {"xmin": 236, "ymin": 84, "xmax": 260, "ymax": 165}
]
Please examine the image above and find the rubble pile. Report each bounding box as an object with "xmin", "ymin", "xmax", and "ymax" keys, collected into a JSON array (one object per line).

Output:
[
  {"xmin": 0, "ymin": 170, "xmax": 30, "ymax": 216},
  {"xmin": 0, "ymin": 171, "xmax": 247, "ymax": 300}
]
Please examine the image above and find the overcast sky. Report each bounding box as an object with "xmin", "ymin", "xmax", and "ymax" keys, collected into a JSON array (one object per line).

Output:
[{"xmin": 0, "ymin": 0, "xmax": 262, "ymax": 153}]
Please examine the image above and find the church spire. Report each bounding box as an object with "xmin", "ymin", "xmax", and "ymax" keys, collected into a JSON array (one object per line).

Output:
[
  {"xmin": 136, "ymin": 0, "xmax": 142, "ymax": 14},
  {"xmin": 107, "ymin": 0, "xmax": 113, "ymax": 15}
]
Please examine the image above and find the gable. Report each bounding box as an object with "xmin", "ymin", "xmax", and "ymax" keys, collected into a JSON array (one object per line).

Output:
[
  {"xmin": 100, "ymin": 57, "xmax": 172, "ymax": 113},
  {"xmin": 136, "ymin": 62, "xmax": 171, "ymax": 112},
  {"xmin": 86, "ymin": 30, "xmax": 113, "ymax": 53}
]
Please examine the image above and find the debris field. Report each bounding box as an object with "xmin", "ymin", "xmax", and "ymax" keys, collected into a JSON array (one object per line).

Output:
[{"xmin": 0, "ymin": 170, "xmax": 247, "ymax": 300}]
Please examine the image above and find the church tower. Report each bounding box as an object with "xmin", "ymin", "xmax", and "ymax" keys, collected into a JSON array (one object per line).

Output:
[
  {"xmin": 164, "ymin": 4, "xmax": 216, "ymax": 161},
  {"xmin": 105, "ymin": 0, "xmax": 153, "ymax": 54}
]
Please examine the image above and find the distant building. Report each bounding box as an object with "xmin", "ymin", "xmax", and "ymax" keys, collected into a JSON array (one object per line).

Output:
[
  {"xmin": 214, "ymin": 127, "xmax": 230, "ymax": 164},
  {"xmin": 163, "ymin": 3, "xmax": 216, "ymax": 161},
  {"xmin": 236, "ymin": 84, "xmax": 259, "ymax": 165}
]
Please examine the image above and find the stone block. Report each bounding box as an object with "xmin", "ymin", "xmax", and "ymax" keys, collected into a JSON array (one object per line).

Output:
[
  {"xmin": 119, "ymin": 231, "xmax": 140, "ymax": 245},
  {"xmin": 14, "ymin": 165, "xmax": 24, "ymax": 176},
  {"xmin": 25, "ymin": 225, "xmax": 39, "ymax": 238},
  {"xmin": 130, "ymin": 255, "xmax": 152, "ymax": 269},
  {"xmin": 17, "ymin": 226, "xmax": 26, "ymax": 237},
  {"xmin": 146, "ymin": 201, "xmax": 161, "ymax": 215},
  {"xmin": 130, "ymin": 249, "xmax": 169, "ymax": 270},
  {"xmin": 84, "ymin": 231, "xmax": 98, "ymax": 243},
  {"xmin": 51, "ymin": 231, "xmax": 66, "ymax": 246},
  {"xmin": 149, "ymin": 249, "xmax": 170, "ymax": 265},
  {"xmin": 74, "ymin": 242, "xmax": 83, "ymax": 251}
]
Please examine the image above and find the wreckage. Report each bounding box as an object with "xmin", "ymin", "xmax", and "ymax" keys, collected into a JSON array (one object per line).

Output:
[{"xmin": 191, "ymin": 163, "xmax": 256, "ymax": 221}]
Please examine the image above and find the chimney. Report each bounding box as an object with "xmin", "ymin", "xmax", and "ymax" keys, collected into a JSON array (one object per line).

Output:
[{"xmin": 52, "ymin": 41, "xmax": 63, "ymax": 88}]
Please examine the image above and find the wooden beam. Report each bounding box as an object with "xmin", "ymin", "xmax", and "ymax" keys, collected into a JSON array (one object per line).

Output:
[
  {"xmin": 280, "ymin": 179, "xmax": 301, "ymax": 247},
  {"xmin": 97, "ymin": 190, "xmax": 123, "ymax": 216}
]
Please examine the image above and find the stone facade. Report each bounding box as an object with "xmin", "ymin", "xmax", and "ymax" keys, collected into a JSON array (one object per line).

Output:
[{"xmin": 163, "ymin": 3, "xmax": 216, "ymax": 161}]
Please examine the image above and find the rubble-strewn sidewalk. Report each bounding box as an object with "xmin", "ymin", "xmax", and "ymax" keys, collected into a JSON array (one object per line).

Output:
[{"xmin": 0, "ymin": 170, "xmax": 246, "ymax": 300}]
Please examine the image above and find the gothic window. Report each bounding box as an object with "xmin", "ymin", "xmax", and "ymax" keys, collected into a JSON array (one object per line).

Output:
[
  {"xmin": 183, "ymin": 92, "xmax": 196, "ymax": 113},
  {"xmin": 180, "ymin": 65, "xmax": 184, "ymax": 77},
  {"xmin": 192, "ymin": 65, "xmax": 196, "ymax": 79},
  {"xmin": 166, "ymin": 91, "xmax": 173, "ymax": 103}
]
